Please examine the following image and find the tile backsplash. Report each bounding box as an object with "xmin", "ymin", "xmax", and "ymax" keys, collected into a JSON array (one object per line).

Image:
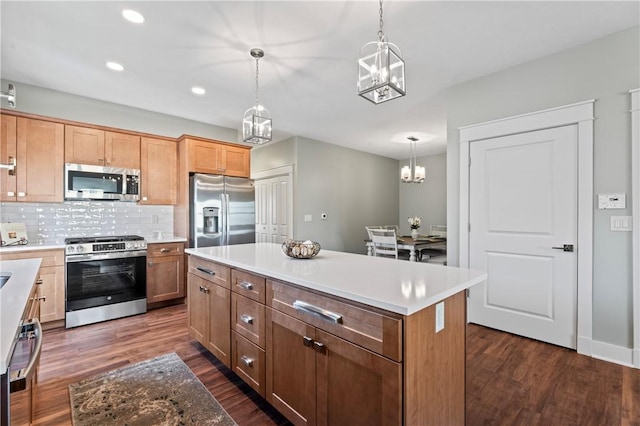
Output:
[{"xmin": 0, "ymin": 201, "xmax": 174, "ymax": 245}]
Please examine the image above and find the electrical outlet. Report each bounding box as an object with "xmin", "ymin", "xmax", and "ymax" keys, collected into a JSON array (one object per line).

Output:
[{"xmin": 435, "ymin": 302, "xmax": 445, "ymax": 333}]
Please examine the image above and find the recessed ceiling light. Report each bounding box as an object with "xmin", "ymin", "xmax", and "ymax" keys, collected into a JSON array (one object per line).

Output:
[
  {"xmin": 122, "ymin": 9, "xmax": 145, "ymax": 24},
  {"xmin": 106, "ymin": 62, "xmax": 124, "ymax": 72},
  {"xmin": 191, "ymin": 86, "xmax": 206, "ymax": 95}
]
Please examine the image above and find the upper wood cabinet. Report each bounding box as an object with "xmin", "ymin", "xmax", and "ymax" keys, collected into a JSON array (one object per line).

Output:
[
  {"xmin": 1, "ymin": 117, "xmax": 64, "ymax": 202},
  {"xmin": 65, "ymin": 125, "xmax": 140, "ymax": 169},
  {"xmin": 186, "ymin": 138, "xmax": 250, "ymax": 178},
  {"xmin": 140, "ymin": 137, "xmax": 178, "ymax": 205}
]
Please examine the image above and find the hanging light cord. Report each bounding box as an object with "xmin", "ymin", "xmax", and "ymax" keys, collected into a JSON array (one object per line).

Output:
[
  {"xmin": 254, "ymin": 56, "xmax": 260, "ymax": 109},
  {"xmin": 378, "ymin": 0, "xmax": 385, "ymax": 43}
]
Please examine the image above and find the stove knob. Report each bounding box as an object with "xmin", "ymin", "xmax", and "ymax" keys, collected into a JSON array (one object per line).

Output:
[
  {"xmin": 76, "ymin": 246, "xmax": 84, "ymax": 253},
  {"xmin": 67, "ymin": 246, "xmax": 75, "ymax": 254},
  {"xmin": 126, "ymin": 242, "xmax": 133, "ymax": 250}
]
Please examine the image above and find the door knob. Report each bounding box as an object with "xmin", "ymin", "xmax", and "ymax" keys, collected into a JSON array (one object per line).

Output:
[{"xmin": 552, "ymin": 244, "xmax": 574, "ymax": 252}]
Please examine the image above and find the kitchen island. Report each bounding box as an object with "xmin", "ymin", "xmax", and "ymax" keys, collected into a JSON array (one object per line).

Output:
[{"xmin": 186, "ymin": 243, "xmax": 487, "ymax": 425}]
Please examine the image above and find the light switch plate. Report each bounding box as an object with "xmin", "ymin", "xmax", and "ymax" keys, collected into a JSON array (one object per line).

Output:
[
  {"xmin": 304, "ymin": 214, "xmax": 312, "ymax": 222},
  {"xmin": 598, "ymin": 193, "xmax": 626, "ymax": 209},
  {"xmin": 611, "ymin": 216, "xmax": 632, "ymax": 231},
  {"xmin": 435, "ymin": 301, "xmax": 445, "ymax": 333}
]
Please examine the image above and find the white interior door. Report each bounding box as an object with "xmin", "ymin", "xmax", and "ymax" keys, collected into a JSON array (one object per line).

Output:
[
  {"xmin": 468, "ymin": 125, "xmax": 578, "ymax": 349},
  {"xmin": 255, "ymin": 175, "xmax": 293, "ymax": 244}
]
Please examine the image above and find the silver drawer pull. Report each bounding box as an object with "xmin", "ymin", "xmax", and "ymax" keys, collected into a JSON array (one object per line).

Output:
[
  {"xmin": 239, "ymin": 281, "xmax": 253, "ymax": 291},
  {"xmin": 240, "ymin": 355, "xmax": 254, "ymax": 367},
  {"xmin": 160, "ymin": 248, "xmax": 171, "ymax": 253},
  {"xmin": 240, "ymin": 314, "xmax": 254, "ymax": 324},
  {"xmin": 293, "ymin": 300, "xmax": 343, "ymax": 324},
  {"xmin": 11, "ymin": 319, "xmax": 42, "ymax": 390},
  {"xmin": 196, "ymin": 267, "xmax": 215, "ymax": 276}
]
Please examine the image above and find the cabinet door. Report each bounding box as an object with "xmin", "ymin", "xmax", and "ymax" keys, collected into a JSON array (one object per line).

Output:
[
  {"xmin": 65, "ymin": 125, "xmax": 105, "ymax": 165},
  {"xmin": 105, "ymin": 131, "xmax": 140, "ymax": 169},
  {"xmin": 140, "ymin": 137, "xmax": 177, "ymax": 205},
  {"xmin": 315, "ymin": 330, "xmax": 402, "ymax": 426},
  {"xmin": 16, "ymin": 118, "xmax": 64, "ymax": 202},
  {"xmin": 266, "ymin": 308, "xmax": 317, "ymax": 426},
  {"xmin": 147, "ymin": 255, "xmax": 185, "ymax": 303},
  {"xmin": 0, "ymin": 114, "xmax": 17, "ymax": 201},
  {"xmin": 222, "ymin": 145, "xmax": 250, "ymax": 178},
  {"xmin": 207, "ymin": 283, "xmax": 231, "ymax": 368},
  {"xmin": 38, "ymin": 265, "xmax": 65, "ymax": 323},
  {"xmin": 188, "ymin": 139, "xmax": 223, "ymax": 174},
  {"xmin": 187, "ymin": 274, "xmax": 208, "ymax": 344}
]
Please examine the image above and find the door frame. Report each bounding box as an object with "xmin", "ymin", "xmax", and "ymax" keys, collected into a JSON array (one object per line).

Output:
[
  {"xmin": 458, "ymin": 100, "xmax": 594, "ymax": 356},
  {"xmin": 631, "ymin": 89, "xmax": 640, "ymax": 368}
]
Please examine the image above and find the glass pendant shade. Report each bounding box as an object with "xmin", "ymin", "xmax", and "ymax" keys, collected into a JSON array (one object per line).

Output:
[
  {"xmin": 243, "ymin": 105, "xmax": 272, "ymax": 144},
  {"xmin": 358, "ymin": 40, "xmax": 405, "ymax": 104},
  {"xmin": 401, "ymin": 137, "xmax": 425, "ymax": 183}
]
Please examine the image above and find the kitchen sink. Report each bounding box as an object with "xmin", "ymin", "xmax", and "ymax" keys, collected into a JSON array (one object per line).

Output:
[{"xmin": 0, "ymin": 272, "xmax": 12, "ymax": 289}]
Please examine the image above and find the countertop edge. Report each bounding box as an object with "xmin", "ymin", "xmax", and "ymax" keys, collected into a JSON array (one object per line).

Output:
[{"xmin": 186, "ymin": 247, "xmax": 487, "ymax": 316}]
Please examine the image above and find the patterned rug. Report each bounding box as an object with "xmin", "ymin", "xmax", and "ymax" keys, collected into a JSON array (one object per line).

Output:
[{"xmin": 69, "ymin": 352, "xmax": 237, "ymax": 426}]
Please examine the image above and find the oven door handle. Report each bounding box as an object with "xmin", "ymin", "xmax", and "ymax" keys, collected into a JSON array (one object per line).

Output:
[
  {"xmin": 10, "ymin": 318, "xmax": 42, "ymax": 393},
  {"xmin": 65, "ymin": 250, "xmax": 147, "ymax": 262}
]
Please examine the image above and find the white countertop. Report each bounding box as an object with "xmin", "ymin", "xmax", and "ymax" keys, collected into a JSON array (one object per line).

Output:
[
  {"xmin": 0, "ymin": 258, "xmax": 41, "ymax": 374},
  {"xmin": 186, "ymin": 243, "xmax": 487, "ymax": 316},
  {"xmin": 146, "ymin": 236, "xmax": 187, "ymax": 244},
  {"xmin": 0, "ymin": 243, "xmax": 64, "ymax": 254}
]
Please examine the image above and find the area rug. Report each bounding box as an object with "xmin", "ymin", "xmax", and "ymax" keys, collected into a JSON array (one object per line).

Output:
[{"xmin": 69, "ymin": 352, "xmax": 237, "ymax": 426}]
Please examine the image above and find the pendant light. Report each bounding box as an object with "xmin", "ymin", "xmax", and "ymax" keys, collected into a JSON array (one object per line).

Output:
[
  {"xmin": 357, "ymin": 0, "xmax": 405, "ymax": 104},
  {"xmin": 401, "ymin": 136, "xmax": 425, "ymax": 183},
  {"xmin": 242, "ymin": 48, "xmax": 272, "ymax": 144}
]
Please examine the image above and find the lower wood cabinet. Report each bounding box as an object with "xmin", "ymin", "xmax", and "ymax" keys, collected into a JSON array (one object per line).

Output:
[
  {"xmin": 147, "ymin": 242, "xmax": 185, "ymax": 304},
  {"xmin": 187, "ymin": 257, "xmax": 231, "ymax": 368},
  {"xmin": 0, "ymin": 249, "xmax": 64, "ymax": 324},
  {"xmin": 266, "ymin": 296, "xmax": 402, "ymax": 426}
]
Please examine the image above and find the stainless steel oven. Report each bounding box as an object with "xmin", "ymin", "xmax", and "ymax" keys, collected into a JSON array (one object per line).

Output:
[
  {"xmin": 65, "ymin": 235, "xmax": 147, "ymax": 328},
  {"xmin": 1, "ymin": 280, "xmax": 42, "ymax": 426}
]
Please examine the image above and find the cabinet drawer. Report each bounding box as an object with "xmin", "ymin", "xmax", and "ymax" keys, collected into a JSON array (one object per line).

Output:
[
  {"xmin": 231, "ymin": 293, "xmax": 265, "ymax": 348},
  {"xmin": 232, "ymin": 331, "xmax": 266, "ymax": 397},
  {"xmin": 267, "ymin": 280, "xmax": 403, "ymax": 362},
  {"xmin": 188, "ymin": 256, "xmax": 230, "ymax": 289},
  {"xmin": 0, "ymin": 249, "xmax": 64, "ymax": 267},
  {"xmin": 148, "ymin": 242, "xmax": 184, "ymax": 258},
  {"xmin": 231, "ymin": 269, "xmax": 265, "ymax": 303}
]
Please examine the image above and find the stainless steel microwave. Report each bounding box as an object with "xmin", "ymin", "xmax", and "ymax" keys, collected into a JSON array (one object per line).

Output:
[{"xmin": 64, "ymin": 163, "xmax": 140, "ymax": 201}]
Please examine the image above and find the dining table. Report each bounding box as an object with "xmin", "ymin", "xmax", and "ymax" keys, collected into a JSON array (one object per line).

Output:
[{"xmin": 366, "ymin": 235, "xmax": 447, "ymax": 262}]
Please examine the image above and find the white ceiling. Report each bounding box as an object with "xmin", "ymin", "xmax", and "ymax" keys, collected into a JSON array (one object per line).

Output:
[{"xmin": 1, "ymin": 1, "xmax": 638, "ymax": 160}]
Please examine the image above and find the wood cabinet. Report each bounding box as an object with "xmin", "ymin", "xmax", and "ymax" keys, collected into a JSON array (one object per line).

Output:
[
  {"xmin": 187, "ymin": 256, "xmax": 231, "ymax": 367},
  {"xmin": 146, "ymin": 242, "xmax": 185, "ymax": 304},
  {"xmin": 65, "ymin": 125, "xmax": 140, "ymax": 169},
  {"xmin": 185, "ymin": 137, "xmax": 251, "ymax": 178},
  {"xmin": 266, "ymin": 280, "xmax": 402, "ymax": 426},
  {"xmin": 140, "ymin": 137, "xmax": 178, "ymax": 205},
  {"xmin": 0, "ymin": 249, "xmax": 65, "ymax": 324},
  {"xmin": 1, "ymin": 116, "xmax": 64, "ymax": 202}
]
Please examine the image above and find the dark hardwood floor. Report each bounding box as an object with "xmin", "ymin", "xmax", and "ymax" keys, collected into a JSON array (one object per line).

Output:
[{"xmin": 31, "ymin": 304, "xmax": 640, "ymax": 425}]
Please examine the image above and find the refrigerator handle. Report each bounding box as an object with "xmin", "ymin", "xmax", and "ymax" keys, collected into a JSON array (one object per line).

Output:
[
  {"xmin": 220, "ymin": 193, "xmax": 227, "ymax": 245},
  {"xmin": 225, "ymin": 193, "xmax": 231, "ymax": 245}
]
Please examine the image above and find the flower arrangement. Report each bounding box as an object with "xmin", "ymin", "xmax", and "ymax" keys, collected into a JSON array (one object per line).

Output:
[{"xmin": 408, "ymin": 216, "xmax": 421, "ymax": 230}]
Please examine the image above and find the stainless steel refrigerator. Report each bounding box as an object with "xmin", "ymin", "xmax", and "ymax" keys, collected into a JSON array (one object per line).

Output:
[{"xmin": 189, "ymin": 173, "xmax": 255, "ymax": 248}]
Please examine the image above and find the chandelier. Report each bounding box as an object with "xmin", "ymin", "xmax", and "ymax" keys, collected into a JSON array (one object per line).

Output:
[
  {"xmin": 401, "ymin": 136, "xmax": 425, "ymax": 183},
  {"xmin": 242, "ymin": 48, "xmax": 272, "ymax": 144},
  {"xmin": 357, "ymin": 0, "xmax": 405, "ymax": 104}
]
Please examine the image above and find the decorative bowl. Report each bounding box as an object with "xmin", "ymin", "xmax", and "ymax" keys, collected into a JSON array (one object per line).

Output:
[{"xmin": 281, "ymin": 239, "xmax": 321, "ymax": 259}]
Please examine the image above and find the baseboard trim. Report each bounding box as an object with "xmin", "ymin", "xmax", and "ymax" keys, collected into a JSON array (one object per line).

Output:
[
  {"xmin": 591, "ymin": 340, "xmax": 635, "ymax": 368},
  {"xmin": 633, "ymin": 348, "xmax": 640, "ymax": 368}
]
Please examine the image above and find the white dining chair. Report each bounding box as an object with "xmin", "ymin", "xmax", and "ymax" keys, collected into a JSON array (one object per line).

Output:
[{"xmin": 370, "ymin": 228, "xmax": 401, "ymax": 259}]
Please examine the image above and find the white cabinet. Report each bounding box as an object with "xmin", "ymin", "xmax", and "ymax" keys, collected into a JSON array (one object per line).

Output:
[{"xmin": 254, "ymin": 175, "xmax": 292, "ymax": 243}]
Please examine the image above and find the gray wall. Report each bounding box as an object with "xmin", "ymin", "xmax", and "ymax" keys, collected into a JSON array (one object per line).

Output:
[
  {"xmin": 251, "ymin": 135, "xmax": 400, "ymax": 254},
  {"xmin": 399, "ymin": 153, "xmax": 446, "ymax": 235},
  {"xmin": 1, "ymin": 79, "xmax": 238, "ymax": 141},
  {"xmin": 446, "ymin": 26, "xmax": 640, "ymax": 348}
]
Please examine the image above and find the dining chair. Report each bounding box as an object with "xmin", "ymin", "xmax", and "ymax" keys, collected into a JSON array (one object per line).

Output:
[
  {"xmin": 422, "ymin": 225, "xmax": 447, "ymax": 264},
  {"xmin": 370, "ymin": 228, "xmax": 401, "ymax": 259},
  {"xmin": 365, "ymin": 225, "xmax": 383, "ymax": 239}
]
